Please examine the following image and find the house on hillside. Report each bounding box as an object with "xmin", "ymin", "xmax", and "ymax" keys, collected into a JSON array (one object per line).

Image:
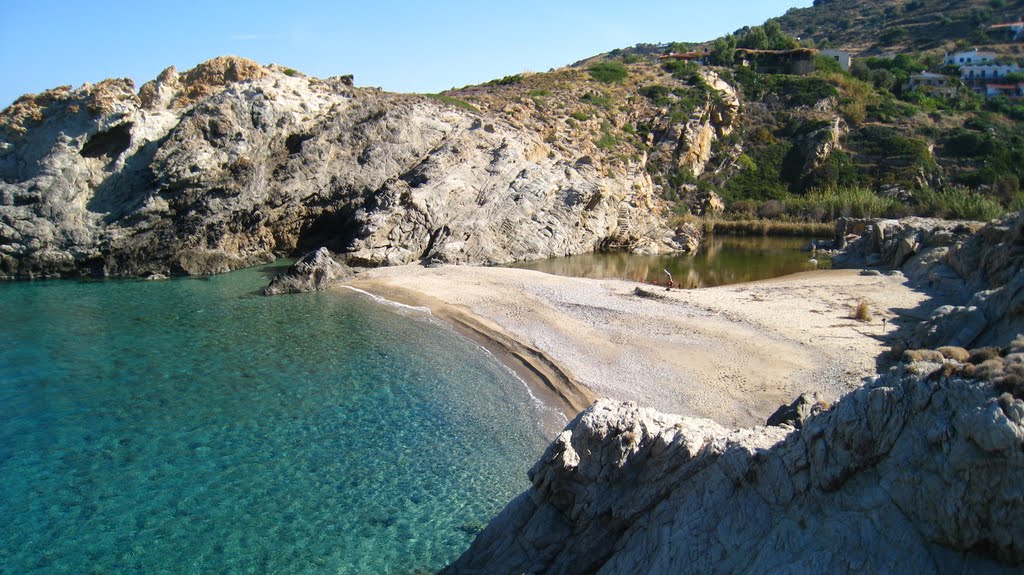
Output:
[
  {"xmin": 658, "ymin": 51, "xmax": 707, "ymax": 65},
  {"xmin": 944, "ymin": 49, "xmax": 998, "ymax": 67},
  {"xmin": 735, "ymin": 48, "xmax": 816, "ymax": 75},
  {"xmin": 990, "ymin": 21, "xmax": 1024, "ymax": 41},
  {"xmin": 986, "ymin": 82, "xmax": 1024, "ymax": 99},
  {"xmin": 905, "ymin": 72, "xmax": 958, "ymax": 97},
  {"xmin": 961, "ymin": 63, "xmax": 1023, "ymax": 91},
  {"xmin": 820, "ymin": 49, "xmax": 851, "ymax": 72}
]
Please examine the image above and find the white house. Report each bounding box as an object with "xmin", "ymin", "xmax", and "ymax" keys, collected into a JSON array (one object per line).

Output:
[
  {"xmin": 961, "ymin": 63, "xmax": 1023, "ymax": 84},
  {"xmin": 820, "ymin": 49, "xmax": 851, "ymax": 72},
  {"xmin": 905, "ymin": 72, "xmax": 958, "ymax": 97},
  {"xmin": 944, "ymin": 49, "xmax": 998, "ymax": 67}
]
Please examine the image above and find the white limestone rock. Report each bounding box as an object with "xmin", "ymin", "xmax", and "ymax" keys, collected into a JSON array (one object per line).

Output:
[{"xmin": 445, "ymin": 375, "xmax": 1024, "ymax": 574}]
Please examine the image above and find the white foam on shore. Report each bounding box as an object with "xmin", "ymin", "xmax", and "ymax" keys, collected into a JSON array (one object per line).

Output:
[
  {"xmin": 340, "ymin": 286, "xmax": 434, "ymax": 315},
  {"xmin": 473, "ymin": 343, "xmax": 570, "ymax": 428},
  {"xmin": 342, "ymin": 284, "xmax": 568, "ymax": 431}
]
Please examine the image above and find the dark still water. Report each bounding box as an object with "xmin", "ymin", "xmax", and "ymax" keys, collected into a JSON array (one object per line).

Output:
[
  {"xmin": 0, "ymin": 265, "xmax": 560, "ymax": 574},
  {"xmin": 513, "ymin": 235, "xmax": 828, "ymax": 287}
]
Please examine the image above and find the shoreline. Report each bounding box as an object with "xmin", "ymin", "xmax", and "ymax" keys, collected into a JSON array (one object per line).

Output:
[
  {"xmin": 343, "ymin": 280, "xmax": 596, "ymax": 416},
  {"xmin": 343, "ymin": 265, "xmax": 937, "ymax": 428}
]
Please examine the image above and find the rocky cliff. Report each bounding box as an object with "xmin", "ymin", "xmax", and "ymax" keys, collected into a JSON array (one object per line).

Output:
[
  {"xmin": 834, "ymin": 212, "xmax": 1024, "ymax": 349},
  {"xmin": 0, "ymin": 57, "xmax": 696, "ymax": 279},
  {"xmin": 444, "ymin": 214, "xmax": 1024, "ymax": 574}
]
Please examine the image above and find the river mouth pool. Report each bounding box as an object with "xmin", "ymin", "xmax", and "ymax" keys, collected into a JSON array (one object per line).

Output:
[
  {"xmin": 0, "ymin": 265, "xmax": 561, "ymax": 575},
  {"xmin": 512, "ymin": 235, "xmax": 828, "ymax": 287}
]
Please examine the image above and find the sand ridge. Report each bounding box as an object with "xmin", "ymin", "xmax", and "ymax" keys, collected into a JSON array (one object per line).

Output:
[{"xmin": 345, "ymin": 265, "xmax": 932, "ymax": 428}]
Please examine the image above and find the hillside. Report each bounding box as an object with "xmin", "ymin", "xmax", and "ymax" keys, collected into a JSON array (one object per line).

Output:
[
  {"xmin": 440, "ymin": 0, "xmax": 1024, "ymax": 228},
  {"xmin": 777, "ymin": 0, "xmax": 1024, "ymax": 56},
  {"xmin": 3, "ymin": 1, "xmax": 1024, "ymax": 280}
]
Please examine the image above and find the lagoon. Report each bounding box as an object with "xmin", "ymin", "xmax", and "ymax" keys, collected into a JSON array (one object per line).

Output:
[{"xmin": 513, "ymin": 235, "xmax": 827, "ymax": 287}]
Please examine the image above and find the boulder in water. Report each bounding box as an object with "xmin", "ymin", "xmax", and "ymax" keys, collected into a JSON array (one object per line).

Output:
[{"xmin": 262, "ymin": 248, "xmax": 353, "ymax": 295}]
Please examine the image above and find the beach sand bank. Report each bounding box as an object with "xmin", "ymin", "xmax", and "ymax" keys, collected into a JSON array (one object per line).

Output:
[{"xmin": 345, "ymin": 265, "xmax": 934, "ymax": 428}]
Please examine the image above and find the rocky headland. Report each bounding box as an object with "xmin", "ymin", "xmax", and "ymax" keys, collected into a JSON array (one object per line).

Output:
[
  {"xmin": 0, "ymin": 56, "xmax": 700, "ymax": 280},
  {"xmin": 440, "ymin": 212, "xmax": 1024, "ymax": 573}
]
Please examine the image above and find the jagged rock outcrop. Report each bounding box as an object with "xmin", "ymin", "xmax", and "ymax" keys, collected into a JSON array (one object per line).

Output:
[
  {"xmin": 765, "ymin": 391, "xmax": 828, "ymax": 429},
  {"xmin": 0, "ymin": 57, "xmax": 691, "ymax": 279},
  {"xmin": 833, "ymin": 212, "xmax": 1023, "ymax": 349},
  {"xmin": 798, "ymin": 117, "xmax": 845, "ymax": 171},
  {"xmin": 262, "ymin": 246, "xmax": 352, "ymax": 295},
  {"xmin": 649, "ymin": 70, "xmax": 740, "ymax": 178},
  {"xmin": 445, "ymin": 376, "xmax": 1024, "ymax": 574}
]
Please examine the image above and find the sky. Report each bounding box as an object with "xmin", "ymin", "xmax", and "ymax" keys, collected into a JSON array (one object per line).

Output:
[{"xmin": 0, "ymin": 0, "xmax": 813, "ymax": 109}]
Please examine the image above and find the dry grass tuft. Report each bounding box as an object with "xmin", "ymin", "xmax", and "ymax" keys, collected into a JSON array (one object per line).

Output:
[{"xmin": 851, "ymin": 299, "xmax": 872, "ymax": 322}]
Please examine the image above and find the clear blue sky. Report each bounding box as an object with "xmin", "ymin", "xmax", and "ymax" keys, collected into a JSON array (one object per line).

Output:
[{"xmin": 0, "ymin": 0, "xmax": 812, "ymax": 109}]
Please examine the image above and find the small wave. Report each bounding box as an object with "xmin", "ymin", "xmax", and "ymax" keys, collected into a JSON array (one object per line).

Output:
[
  {"xmin": 472, "ymin": 343, "xmax": 569, "ymax": 426},
  {"xmin": 340, "ymin": 286, "xmax": 434, "ymax": 315}
]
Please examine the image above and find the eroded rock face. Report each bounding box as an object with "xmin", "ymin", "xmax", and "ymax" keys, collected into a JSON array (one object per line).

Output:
[
  {"xmin": 0, "ymin": 57, "xmax": 689, "ymax": 279},
  {"xmin": 445, "ymin": 376, "xmax": 1024, "ymax": 574},
  {"xmin": 833, "ymin": 212, "xmax": 1023, "ymax": 348},
  {"xmin": 649, "ymin": 70, "xmax": 740, "ymax": 178}
]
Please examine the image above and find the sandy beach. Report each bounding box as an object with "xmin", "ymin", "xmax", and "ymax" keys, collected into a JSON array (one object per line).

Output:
[{"xmin": 345, "ymin": 265, "xmax": 934, "ymax": 428}]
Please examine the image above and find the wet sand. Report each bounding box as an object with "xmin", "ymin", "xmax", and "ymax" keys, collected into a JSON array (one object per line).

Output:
[{"xmin": 344, "ymin": 265, "xmax": 931, "ymax": 428}]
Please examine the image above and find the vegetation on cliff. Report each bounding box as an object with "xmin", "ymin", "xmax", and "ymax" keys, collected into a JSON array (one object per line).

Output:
[{"xmin": 442, "ymin": 0, "xmax": 1024, "ymax": 228}]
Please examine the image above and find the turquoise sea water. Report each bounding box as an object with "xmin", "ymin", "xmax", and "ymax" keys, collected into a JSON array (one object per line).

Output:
[{"xmin": 0, "ymin": 265, "xmax": 560, "ymax": 575}]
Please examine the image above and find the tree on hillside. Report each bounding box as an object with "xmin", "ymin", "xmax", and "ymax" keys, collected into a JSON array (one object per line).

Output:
[
  {"xmin": 709, "ymin": 35, "xmax": 738, "ymax": 66},
  {"xmin": 737, "ymin": 19, "xmax": 800, "ymax": 51}
]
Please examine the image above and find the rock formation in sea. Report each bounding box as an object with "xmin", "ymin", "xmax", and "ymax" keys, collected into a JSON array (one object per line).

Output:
[
  {"xmin": 0, "ymin": 57, "xmax": 697, "ymax": 279},
  {"xmin": 262, "ymin": 247, "xmax": 353, "ymax": 295},
  {"xmin": 443, "ymin": 213, "xmax": 1024, "ymax": 574}
]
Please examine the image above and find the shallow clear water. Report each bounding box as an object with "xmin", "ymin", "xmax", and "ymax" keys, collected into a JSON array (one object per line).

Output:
[
  {"xmin": 512, "ymin": 235, "xmax": 829, "ymax": 287},
  {"xmin": 0, "ymin": 265, "xmax": 560, "ymax": 575}
]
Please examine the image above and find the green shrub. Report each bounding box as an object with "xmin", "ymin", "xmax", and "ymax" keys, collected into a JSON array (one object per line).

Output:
[
  {"xmin": 855, "ymin": 126, "xmax": 935, "ymax": 170},
  {"xmin": 815, "ymin": 54, "xmax": 843, "ymax": 75},
  {"xmin": 283, "ymin": 68, "xmax": 299, "ymax": 77},
  {"xmin": 722, "ymin": 142, "xmax": 793, "ymax": 201},
  {"xmin": 487, "ymin": 74, "xmax": 523, "ymax": 86},
  {"xmin": 868, "ymin": 96, "xmax": 918, "ymax": 122},
  {"xmin": 639, "ymin": 85, "xmax": 673, "ymax": 106},
  {"xmin": 581, "ymin": 92, "xmax": 614, "ymax": 109},
  {"xmin": 914, "ymin": 187, "xmax": 1008, "ymax": 221},
  {"xmin": 426, "ymin": 94, "xmax": 479, "ymax": 113},
  {"xmin": 596, "ymin": 130, "xmax": 618, "ymax": 150},
  {"xmin": 792, "ymin": 187, "xmax": 899, "ymax": 220},
  {"xmin": 569, "ymin": 111, "xmax": 590, "ymax": 122},
  {"xmin": 663, "ymin": 59, "xmax": 700, "ymax": 79},
  {"xmin": 879, "ymin": 27, "xmax": 906, "ymax": 45},
  {"xmin": 774, "ymin": 76, "xmax": 838, "ymax": 106},
  {"xmin": 587, "ymin": 62, "xmax": 628, "ymax": 84},
  {"xmin": 528, "ymin": 89, "xmax": 551, "ymax": 98},
  {"xmin": 944, "ymin": 129, "xmax": 991, "ymax": 157}
]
